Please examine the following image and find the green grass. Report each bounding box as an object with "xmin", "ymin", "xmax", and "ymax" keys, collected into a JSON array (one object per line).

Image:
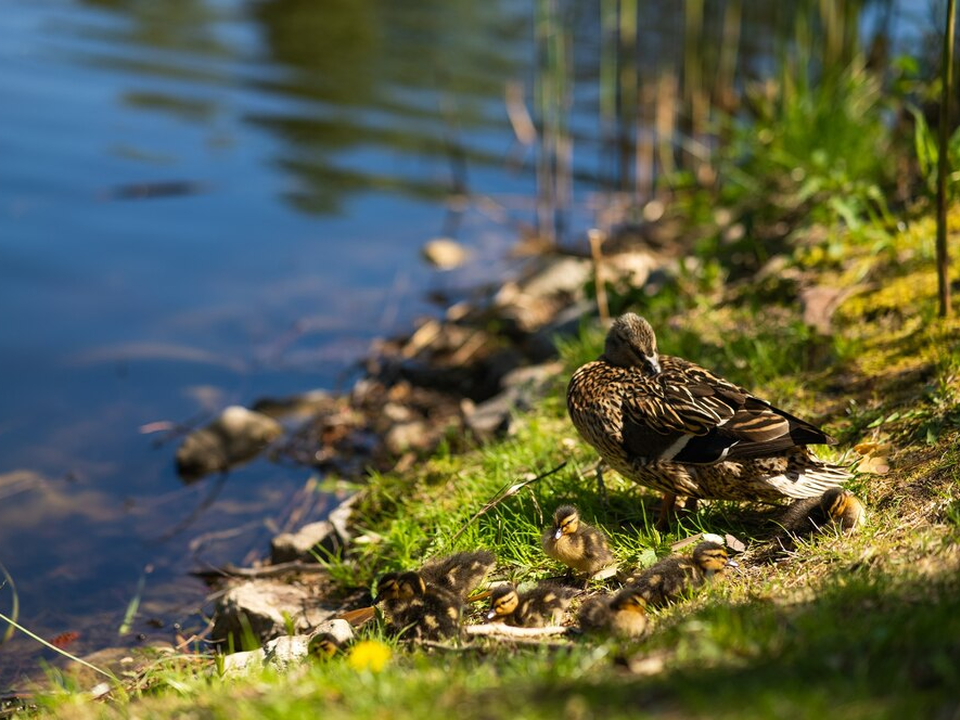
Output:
[
  {"xmin": 17, "ymin": 211, "xmax": 960, "ymax": 719},
  {"xmin": 41, "ymin": 554, "xmax": 960, "ymax": 719}
]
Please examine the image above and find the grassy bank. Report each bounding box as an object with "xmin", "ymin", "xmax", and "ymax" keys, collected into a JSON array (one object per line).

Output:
[
  {"xmin": 13, "ymin": 9, "xmax": 960, "ymax": 714},
  {"xmin": 27, "ymin": 206, "xmax": 960, "ymax": 719}
]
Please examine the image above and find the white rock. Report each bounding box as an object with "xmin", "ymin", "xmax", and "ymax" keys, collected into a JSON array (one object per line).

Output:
[
  {"xmin": 220, "ymin": 648, "xmax": 264, "ymax": 678},
  {"xmin": 211, "ymin": 578, "xmax": 334, "ymax": 647},
  {"xmin": 310, "ymin": 618, "xmax": 354, "ymax": 647},
  {"xmin": 384, "ymin": 420, "xmax": 429, "ymax": 454},
  {"xmin": 517, "ymin": 256, "xmax": 591, "ymax": 299},
  {"xmin": 219, "ymin": 621, "xmax": 354, "ymax": 677},
  {"xmin": 422, "ymin": 238, "xmax": 469, "ymax": 270},
  {"xmin": 270, "ymin": 520, "xmax": 341, "ymax": 564},
  {"xmin": 263, "ymin": 635, "xmax": 311, "ymax": 672}
]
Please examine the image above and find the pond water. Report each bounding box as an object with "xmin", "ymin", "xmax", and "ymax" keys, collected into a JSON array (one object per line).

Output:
[
  {"xmin": 0, "ymin": 0, "xmax": 547, "ymax": 683},
  {"xmin": 0, "ymin": 0, "xmax": 927, "ymax": 687}
]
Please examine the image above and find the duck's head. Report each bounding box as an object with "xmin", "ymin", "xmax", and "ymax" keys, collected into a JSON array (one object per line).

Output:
[
  {"xmin": 486, "ymin": 584, "xmax": 520, "ymax": 620},
  {"xmin": 610, "ymin": 587, "xmax": 648, "ymax": 616},
  {"xmin": 693, "ymin": 541, "xmax": 738, "ymax": 574},
  {"xmin": 820, "ymin": 488, "xmax": 854, "ymax": 519},
  {"xmin": 307, "ymin": 632, "xmax": 340, "ymax": 658},
  {"xmin": 604, "ymin": 313, "xmax": 661, "ymax": 376},
  {"xmin": 820, "ymin": 487, "xmax": 865, "ymax": 530},
  {"xmin": 375, "ymin": 571, "xmax": 426, "ymax": 602},
  {"xmin": 552, "ymin": 505, "xmax": 581, "ymax": 540}
]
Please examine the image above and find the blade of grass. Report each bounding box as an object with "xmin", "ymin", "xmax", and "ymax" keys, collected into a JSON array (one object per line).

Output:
[
  {"xmin": 118, "ymin": 570, "xmax": 148, "ymax": 637},
  {"xmin": 0, "ymin": 561, "xmax": 19, "ymax": 644},
  {"xmin": 0, "ymin": 610, "xmax": 117, "ymax": 682}
]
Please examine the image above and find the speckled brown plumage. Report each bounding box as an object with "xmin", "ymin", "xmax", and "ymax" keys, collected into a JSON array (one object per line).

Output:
[
  {"xmin": 486, "ymin": 582, "xmax": 577, "ymax": 627},
  {"xmin": 776, "ymin": 487, "xmax": 866, "ymax": 538},
  {"xmin": 419, "ymin": 550, "xmax": 496, "ymax": 600},
  {"xmin": 307, "ymin": 632, "xmax": 341, "ymax": 658},
  {"xmin": 577, "ymin": 586, "xmax": 649, "ymax": 639},
  {"xmin": 624, "ymin": 541, "xmax": 737, "ymax": 607},
  {"xmin": 567, "ymin": 314, "xmax": 851, "ymax": 513},
  {"xmin": 374, "ymin": 571, "xmax": 461, "ymax": 641},
  {"xmin": 542, "ymin": 505, "xmax": 615, "ymax": 575}
]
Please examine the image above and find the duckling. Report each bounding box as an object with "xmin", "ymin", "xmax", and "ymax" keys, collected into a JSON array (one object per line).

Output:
[
  {"xmin": 419, "ymin": 550, "xmax": 496, "ymax": 600},
  {"xmin": 577, "ymin": 586, "xmax": 648, "ymax": 639},
  {"xmin": 776, "ymin": 487, "xmax": 866, "ymax": 539},
  {"xmin": 824, "ymin": 487, "xmax": 866, "ymax": 532},
  {"xmin": 625, "ymin": 541, "xmax": 737, "ymax": 608},
  {"xmin": 374, "ymin": 571, "xmax": 461, "ymax": 641},
  {"xmin": 486, "ymin": 582, "xmax": 577, "ymax": 627},
  {"xmin": 542, "ymin": 505, "xmax": 615, "ymax": 577},
  {"xmin": 307, "ymin": 632, "xmax": 341, "ymax": 658}
]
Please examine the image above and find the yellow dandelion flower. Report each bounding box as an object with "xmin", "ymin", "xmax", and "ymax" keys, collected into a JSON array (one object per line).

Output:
[{"xmin": 346, "ymin": 640, "xmax": 391, "ymax": 673}]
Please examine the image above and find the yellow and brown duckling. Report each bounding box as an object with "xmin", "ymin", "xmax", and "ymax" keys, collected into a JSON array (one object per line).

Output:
[
  {"xmin": 567, "ymin": 313, "xmax": 851, "ymax": 528},
  {"xmin": 774, "ymin": 487, "xmax": 866, "ymax": 545},
  {"xmin": 419, "ymin": 550, "xmax": 496, "ymax": 600},
  {"xmin": 307, "ymin": 632, "xmax": 342, "ymax": 659},
  {"xmin": 374, "ymin": 570, "xmax": 461, "ymax": 642},
  {"xmin": 542, "ymin": 505, "xmax": 615, "ymax": 577},
  {"xmin": 486, "ymin": 582, "xmax": 578, "ymax": 627},
  {"xmin": 577, "ymin": 586, "xmax": 649, "ymax": 639},
  {"xmin": 625, "ymin": 541, "xmax": 737, "ymax": 608}
]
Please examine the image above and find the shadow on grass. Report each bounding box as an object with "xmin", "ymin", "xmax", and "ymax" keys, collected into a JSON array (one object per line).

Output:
[{"xmin": 486, "ymin": 566, "xmax": 960, "ymax": 719}]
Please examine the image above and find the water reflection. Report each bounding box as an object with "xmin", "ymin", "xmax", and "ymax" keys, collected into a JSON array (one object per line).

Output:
[
  {"xmin": 250, "ymin": 0, "xmax": 530, "ymax": 212},
  {"xmin": 0, "ymin": 0, "xmax": 533, "ymax": 688}
]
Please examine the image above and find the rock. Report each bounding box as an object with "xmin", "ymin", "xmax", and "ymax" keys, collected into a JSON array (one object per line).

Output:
[
  {"xmin": 220, "ymin": 648, "xmax": 264, "ymax": 678},
  {"xmin": 270, "ymin": 520, "xmax": 342, "ymax": 564},
  {"xmin": 309, "ymin": 618, "xmax": 354, "ymax": 648},
  {"xmin": 422, "ymin": 238, "xmax": 469, "ymax": 270},
  {"xmin": 461, "ymin": 394, "xmax": 514, "ymax": 438},
  {"xmin": 68, "ymin": 647, "xmax": 150, "ymax": 689},
  {"xmin": 211, "ymin": 578, "xmax": 334, "ymax": 648},
  {"xmin": 327, "ymin": 494, "xmax": 358, "ymax": 544},
  {"xmin": 604, "ymin": 249, "xmax": 658, "ymax": 291},
  {"xmin": 251, "ymin": 390, "xmax": 337, "ymax": 419},
  {"xmin": 384, "ymin": 420, "xmax": 430, "ymax": 455},
  {"xmin": 462, "ymin": 361, "xmax": 562, "ymax": 439},
  {"xmin": 176, "ymin": 406, "xmax": 283, "ymax": 481},
  {"xmin": 262, "ymin": 635, "xmax": 311, "ymax": 672},
  {"xmin": 219, "ymin": 621, "xmax": 353, "ymax": 677},
  {"xmin": 519, "ymin": 256, "xmax": 592, "ymax": 299},
  {"xmin": 382, "ymin": 402, "xmax": 413, "ymax": 423},
  {"xmin": 525, "ymin": 300, "xmax": 594, "ymax": 362},
  {"xmin": 494, "ymin": 256, "xmax": 592, "ymax": 333},
  {"xmin": 265, "ymin": 622, "xmax": 354, "ymax": 669}
]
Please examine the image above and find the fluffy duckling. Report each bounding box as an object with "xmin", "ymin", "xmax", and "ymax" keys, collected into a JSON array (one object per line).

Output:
[
  {"xmin": 307, "ymin": 632, "xmax": 341, "ymax": 658},
  {"xmin": 374, "ymin": 571, "xmax": 461, "ymax": 641},
  {"xmin": 542, "ymin": 505, "xmax": 615, "ymax": 576},
  {"xmin": 776, "ymin": 487, "xmax": 866, "ymax": 538},
  {"xmin": 626, "ymin": 541, "xmax": 737, "ymax": 608},
  {"xmin": 486, "ymin": 582, "xmax": 577, "ymax": 627},
  {"xmin": 577, "ymin": 586, "xmax": 649, "ymax": 639},
  {"xmin": 824, "ymin": 487, "xmax": 866, "ymax": 532},
  {"xmin": 419, "ymin": 550, "xmax": 496, "ymax": 600}
]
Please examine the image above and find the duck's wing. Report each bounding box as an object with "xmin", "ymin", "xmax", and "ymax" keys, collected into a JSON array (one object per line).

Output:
[{"xmin": 621, "ymin": 358, "xmax": 834, "ymax": 464}]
